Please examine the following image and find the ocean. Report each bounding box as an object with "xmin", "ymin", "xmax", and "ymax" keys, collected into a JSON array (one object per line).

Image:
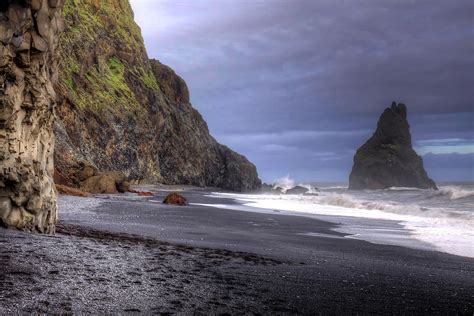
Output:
[{"xmin": 203, "ymin": 181, "xmax": 474, "ymax": 258}]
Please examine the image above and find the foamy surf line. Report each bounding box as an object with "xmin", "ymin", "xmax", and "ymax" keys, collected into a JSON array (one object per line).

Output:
[
  {"xmin": 201, "ymin": 192, "xmax": 474, "ymax": 258},
  {"xmin": 192, "ymin": 201, "xmax": 435, "ymax": 252}
]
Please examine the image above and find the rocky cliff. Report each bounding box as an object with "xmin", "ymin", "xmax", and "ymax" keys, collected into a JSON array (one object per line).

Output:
[
  {"xmin": 349, "ymin": 102, "xmax": 437, "ymax": 190},
  {"xmin": 0, "ymin": 0, "xmax": 63, "ymax": 233},
  {"xmin": 54, "ymin": 0, "xmax": 261, "ymax": 191}
]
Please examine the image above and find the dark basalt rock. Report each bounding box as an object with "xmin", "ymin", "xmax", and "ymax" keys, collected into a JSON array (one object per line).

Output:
[
  {"xmin": 256, "ymin": 183, "xmax": 283, "ymax": 194},
  {"xmin": 150, "ymin": 59, "xmax": 189, "ymax": 104},
  {"xmin": 259, "ymin": 183, "xmax": 283, "ymax": 195},
  {"xmin": 261, "ymin": 183, "xmax": 274, "ymax": 191},
  {"xmin": 55, "ymin": 184, "xmax": 89, "ymax": 197},
  {"xmin": 53, "ymin": 0, "xmax": 261, "ymax": 192},
  {"xmin": 81, "ymin": 175, "xmax": 118, "ymax": 194},
  {"xmin": 163, "ymin": 193, "xmax": 188, "ymax": 206},
  {"xmin": 285, "ymin": 186, "xmax": 309, "ymax": 195},
  {"xmin": 0, "ymin": 0, "xmax": 64, "ymax": 233},
  {"xmin": 117, "ymin": 181, "xmax": 130, "ymax": 193},
  {"xmin": 275, "ymin": 187, "xmax": 284, "ymax": 193},
  {"xmin": 349, "ymin": 102, "xmax": 437, "ymax": 190}
]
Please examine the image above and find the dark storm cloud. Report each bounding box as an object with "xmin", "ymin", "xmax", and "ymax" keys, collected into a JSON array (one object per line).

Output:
[{"xmin": 131, "ymin": 0, "xmax": 474, "ymax": 182}]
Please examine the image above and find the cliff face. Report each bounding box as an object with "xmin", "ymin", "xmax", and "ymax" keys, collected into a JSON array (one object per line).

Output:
[
  {"xmin": 349, "ymin": 102, "xmax": 437, "ymax": 190},
  {"xmin": 54, "ymin": 0, "xmax": 261, "ymax": 191},
  {"xmin": 0, "ymin": 0, "xmax": 63, "ymax": 233}
]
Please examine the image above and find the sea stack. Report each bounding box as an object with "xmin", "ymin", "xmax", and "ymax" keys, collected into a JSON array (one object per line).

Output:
[
  {"xmin": 349, "ymin": 102, "xmax": 437, "ymax": 190},
  {"xmin": 0, "ymin": 1, "xmax": 64, "ymax": 233}
]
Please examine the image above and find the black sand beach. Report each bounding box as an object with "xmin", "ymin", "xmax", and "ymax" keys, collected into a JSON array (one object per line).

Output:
[{"xmin": 1, "ymin": 188, "xmax": 473, "ymax": 314}]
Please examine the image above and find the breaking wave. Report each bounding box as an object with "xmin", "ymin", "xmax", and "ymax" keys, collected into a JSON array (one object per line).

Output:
[
  {"xmin": 317, "ymin": 193, "xmax": 473, "ymax": 222},
  {"xmin": 272, "ymin": 175, "xmax": 295, "ymax": 192},
  {"xmin": 439, "ymin": 186, "xmax": 474, "ymax": 200},
  {"xmin": 211, "ymin": 182, "xmax": 474, "ymax": 257},
  {"xmin": 385, "ymin": 187, "xmax": 425, "ymax": 191},
  {"xmin": 272, "ymin": 175, "xmax": 320, "ymax": 193}
]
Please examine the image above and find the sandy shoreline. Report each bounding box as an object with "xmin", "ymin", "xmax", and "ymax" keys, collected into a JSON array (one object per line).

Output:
[{"xmin": 1, "ymin": 188, "xmax": 473, "ymax": 314}]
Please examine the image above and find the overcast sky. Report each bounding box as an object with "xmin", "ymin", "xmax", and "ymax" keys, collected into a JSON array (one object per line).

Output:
[{"xmin": 130, "ymin": 0, "xmax": 474, "ymax": 183}]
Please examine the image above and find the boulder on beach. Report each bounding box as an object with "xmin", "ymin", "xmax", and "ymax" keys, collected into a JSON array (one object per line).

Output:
[
  {"xmin": 163, "ymin": 193, "xmax": 188, "ymax": 206},
  {"xmin": 349, "ymin": 102, "xmax": 437, "ymax": 190},
  {"xmin": 80, "ymin": 170, "xmax": 130, "ymax": 194},
  {"xmin": 117, "ymin": 181, "xmax": 131, "ymax": 193},
  {"xmin": 78, "ymin": 165, "xmax": 98, "ymax": 181},
  {"xmin": 102, "ymin": 171, "xmax": 128, "ymax": 185},
  {"xmin": 285, "ymin": 186, "xmax": 309, "ymax": 195},
  {"xmin": 81, "ymin": 175, "xmax": 118, "ymax": 194},
  {"xmin": 55, "ymin": 184, "xmax": 89, "ymax": 197}
]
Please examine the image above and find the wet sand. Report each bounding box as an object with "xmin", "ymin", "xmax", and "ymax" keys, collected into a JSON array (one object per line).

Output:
[{"xmin": 1, "ymin": 188, "xmax": 473, "ymax": 314}]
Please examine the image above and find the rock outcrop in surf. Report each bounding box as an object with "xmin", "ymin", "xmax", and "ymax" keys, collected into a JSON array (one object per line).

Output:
[
  {"xmin": 0, "ymin": 0, "xmax": 64, "ymax": 233},
  {"xmin": 349, "ymin": 102, "xmax": 437, "ymax": 190}
]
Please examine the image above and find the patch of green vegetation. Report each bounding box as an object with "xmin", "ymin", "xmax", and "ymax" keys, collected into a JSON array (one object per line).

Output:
[
  {"xmin": 58, "ymin": 0, "xmax": 153, "ymax": 114},
  {"xmin": 59, "ymin": 53, "xmax": 80, "ymax": 91},
  {"xmin": 61, "ymin": 0, "xmax": 144, "ymax": 48},
  {"xmin": 132, "ymin": 67, "xmax": 160, "ymax": 92},
  {"xmin": 62, "ymin": 76, "xmax": 74, "ymax": 91},
  {"xmin": 64, "ymin": 55, "xmax": 80, "ymax": 74},
  {"xmin": 77, "ymin": 57, "xmax": 139, "ymax": 112}
]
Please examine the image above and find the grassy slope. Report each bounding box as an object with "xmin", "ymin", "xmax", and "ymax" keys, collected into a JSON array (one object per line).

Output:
[{"xmin": 59, "ymin": 0, "xmax": 160, "ymax": 113}]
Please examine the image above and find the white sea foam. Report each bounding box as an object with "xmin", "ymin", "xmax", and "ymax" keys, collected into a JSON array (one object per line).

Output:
[
  {"xmin": 385, "ymin": 186, "xmax": 425, "ymax": 191},
  {"xmin": 319, "ymin": 185, "xmax": 348, "ymax": 190},
  {"xmin": 210, "ymin": 187, "xmax": 474, "ymax": 258},
  {"xmin": 271, "ymin": 175, "xmax": 320, "ymax": 193},
  {"xmin": 272, "ymin": 175, "xmax": 295, "ymax": 192},
  {"xmin": 439, "ymin": 186, "xmax": 474, "ymax": 200}
]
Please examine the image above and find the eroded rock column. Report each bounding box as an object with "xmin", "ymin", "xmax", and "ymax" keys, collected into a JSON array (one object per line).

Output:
[
  {"xmin": 349, "ymin": 102, "xmax": 437, "ymax": 190},
  {"xmin": 0, "ymin": 0, "xmax": 64, "ymax": 233}
]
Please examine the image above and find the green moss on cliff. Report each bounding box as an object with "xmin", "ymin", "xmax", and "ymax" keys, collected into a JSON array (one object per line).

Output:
[
  {"xmin": 62, "ymin": 0, "xmax": 142, "ymax": 46},
  {"xmin": 59, "ymin": 0, "xmax": 156, "ymax": 113},
  {"xmin": 55, "ymin": 0, "xmax": 262, "ymax": 191},
  {"xmin": 61, "ymin": 54, "xmax": 80, "ymax": 91},
  {"xmin": 65, "ymin": 57, "xmax": 139, "ymax": 112},
  {"xmin": 135, "ymin": 68, "xmax": 160, "ymax": 92}
]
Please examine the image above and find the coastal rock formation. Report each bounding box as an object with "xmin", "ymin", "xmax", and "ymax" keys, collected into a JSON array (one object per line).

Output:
[
  {"xmin": 0, "ymin": 0, "xmax": 64, "ymax": 233},
  {"xmin": 81, "ymin": 174, "xmax": 118, "ymax": 194},
  {"xmin": 349, "ymin": 102, "xmax": 437, "ymax": 190},
  {"xmin": 117, "ymin": 181, "xmax": 130, "ymax": 193},
  {"xmin": 53, "ymin": 0, "xmax": 261, "ymax": 192},
  {"xmin": 259, "ymin": 183, "xmax": 283, "ymax": 195},
  {"xmin": 286, "ymin": 186, "xmax": 309, "ymax": 195},
  {"xmin": 55, "ymin": 184, "xmax": 89, "ymax": 197},
  {"xmin": 163, "ymin": 193, "xmax": 188, "ymax": 206},
  {"xmin": 80, "ymin": 171, "xmax": 128, "ymax": 194}
]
